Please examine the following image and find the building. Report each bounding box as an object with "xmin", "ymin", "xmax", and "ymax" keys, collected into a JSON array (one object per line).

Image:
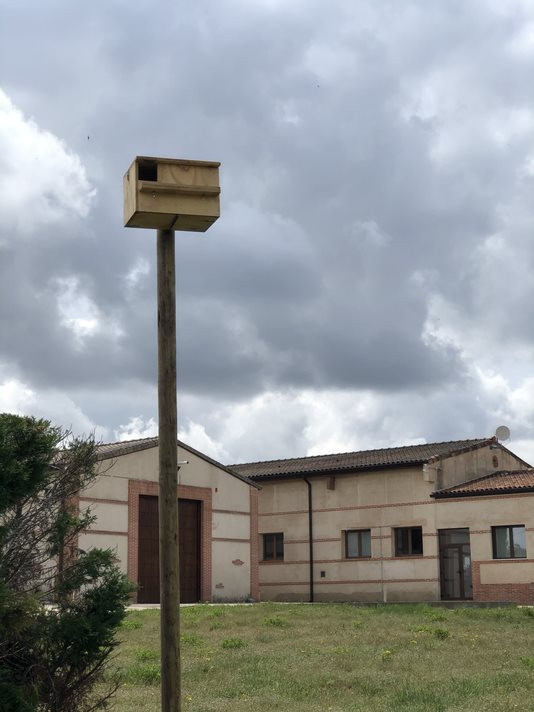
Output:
[
  {"xmin": 231, "ymin": 437, "xmax": 534, "ymax": 604},
  {"xmin": 78, "ymin": 437, "xmax": 260, "ymax": 603}
]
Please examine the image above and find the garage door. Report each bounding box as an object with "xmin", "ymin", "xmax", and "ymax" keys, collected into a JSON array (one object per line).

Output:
[{"xmin": 137, "ymin": 495, "xmax": 201, "ymax": 604}]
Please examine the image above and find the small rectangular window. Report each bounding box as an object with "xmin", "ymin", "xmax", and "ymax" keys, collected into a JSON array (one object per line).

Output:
[
  {"xmin": 263, "ymin": 533, "xmax": 284, "ymax": 561},
  {"xmin": 345, "ymin": 529, "xmax": 371, "ymax": 558},
  {"xmin": 394, "ymin": 526, "xmax": 423, "ymax": 556},
  {"xmin": 492, "ymin": 525, "xmax": 526, "ymax": 559}
]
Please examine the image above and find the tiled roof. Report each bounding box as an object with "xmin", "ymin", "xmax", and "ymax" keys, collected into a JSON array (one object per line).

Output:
[
  {"xmin": 96, "ymin": 437, "xmax": 259, "ymax": 488},
  {"xmin": 96, "ymin": 437, "xmax": 159, "ymax": 460},
  {"xmin": 230, "ymin": 438, "xmax": 493, "ymax": 480},
  {"xmin": 432, "ymin": 469, "xmax": 534, "ymax": 498}
]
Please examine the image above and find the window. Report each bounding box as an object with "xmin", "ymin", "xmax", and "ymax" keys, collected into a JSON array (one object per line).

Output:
[
  {"xmin": 492, "ymin": 526, "xmax": 526, "ymax": 559},
  {"xmin": 394, "ymin": 526, "xmax": 423, "ymax": 556},
  {"xmin": 263, "ymin": 533, "xmax": 284, "ymax": 561},
  {"xmin": 345, "ymin": 529, "xmax": 371, "ymax": 558}
]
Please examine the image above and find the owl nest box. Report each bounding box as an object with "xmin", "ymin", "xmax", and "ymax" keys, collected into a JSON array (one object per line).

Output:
[{"xmin": 123, "ymin": 156, "xmax": 220, "ymax": 232}]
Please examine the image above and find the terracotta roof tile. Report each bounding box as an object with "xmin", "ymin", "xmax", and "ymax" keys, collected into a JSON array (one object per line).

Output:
[
  {"xmin": 231, "ymin": 438, "xmax": 493, "ymax": 480},
  {"xmin": 432, "ymin": 469, "xmax": 534, "ymax": 498}
]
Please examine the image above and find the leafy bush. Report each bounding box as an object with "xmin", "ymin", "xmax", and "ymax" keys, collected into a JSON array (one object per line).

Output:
[{"xmin": 0, "ymin": 414, "xmax": 133, "ymax": 711}]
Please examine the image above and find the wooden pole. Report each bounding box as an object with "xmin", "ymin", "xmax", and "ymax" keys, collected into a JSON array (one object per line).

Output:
[{"xmin": 157, "ymin": 228, "xmax": 180, "ymax": 712}]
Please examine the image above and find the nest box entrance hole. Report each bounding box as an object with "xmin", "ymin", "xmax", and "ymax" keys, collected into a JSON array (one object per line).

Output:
[{"xmin": 138, "ymin": 159, "xmax": 158, "ymax": 181}]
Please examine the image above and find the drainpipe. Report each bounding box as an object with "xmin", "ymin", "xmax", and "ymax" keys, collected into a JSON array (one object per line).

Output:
[{"xmin": 303, "ymin": 478, "xmax": 314, "ymax": 603}]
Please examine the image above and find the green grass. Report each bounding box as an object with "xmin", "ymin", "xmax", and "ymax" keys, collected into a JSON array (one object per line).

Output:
[{"xmin": 104, "ymin": 603, "xmax": 534, "ymax": 711}]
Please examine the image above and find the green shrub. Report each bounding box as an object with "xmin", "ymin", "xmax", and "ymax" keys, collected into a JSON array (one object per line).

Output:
[{"xmin": 0, "ymin": 415, "xmax": 133, "ymax": 711}]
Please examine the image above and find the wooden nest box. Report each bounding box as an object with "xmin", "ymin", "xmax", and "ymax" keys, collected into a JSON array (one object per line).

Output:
[{"xmin": 123, "ymin": 156, "xmax": 220, "ymax": 231}]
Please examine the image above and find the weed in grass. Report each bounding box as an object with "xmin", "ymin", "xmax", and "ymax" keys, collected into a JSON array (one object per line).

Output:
[
  {"xmin": 522, "ymin": 607, "xmax": 534, "ymax": 618},
  {"xmin": 125, "ymin": 663, "xmax": 161, "ymax": 685},
  {"xmin": 433, "ymin": 628, "xmax": 449, "ymax": 640},
  {"xmin": 120, "ymin": 618, "xmax": 142, "ymax": 630},
  {"xmin": 332, "ymin": 645, "xmax": 351, "ymax": 655},
  {"xmin": 381, "ymin": 649, "xmax": 393, "ymax": 662},
  {"xmin": 352, "ymin": 620, "xmax": 363, "ymax": 628},
  {"xmin": 521, "ymin": 656, "xmax": 534, "ymax": 669},
  {"xmin": 181, "ymin": 632, "xmax": 204, "ymax": 646},
  {"xmin": 426, "ymin": 610, "xmax": 447, "ymax": 622},
  {"xmin": 134, "ymin": 647, "xmax": 158, "ymax": 662},
  {"xmin": 263, "ymin": 615, "xmax": 289, "ymax": 627},
  {"xmin": 221, "ymin": 637, "xmax": 245, "ymax": 649},
  {"xmin": 412, "ymin": 625, "xmax": 432, "ymax": 634},
  {"xmin": 209, "ymin": 621, "xmax": 223, "ymax": 631}
]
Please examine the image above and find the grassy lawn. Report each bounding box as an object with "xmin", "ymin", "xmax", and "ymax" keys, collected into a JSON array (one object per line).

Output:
[{"xmin": 104, "ymin": 603, "xmax": 534, "ymax": 712}]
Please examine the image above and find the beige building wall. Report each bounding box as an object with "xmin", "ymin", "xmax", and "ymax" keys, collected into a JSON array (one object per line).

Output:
[
  {"xmin": 436, "ymin": 492, "xmax": 534, "ymax": 603},
  {"xmin": 437, "ymin": 445, "xmax": 523, "ymax": 490},
  {"xmin": 257, "ymin": 444, "xmax": 532, "ymax": 603},
  {"xmin": 78, "ymin": 443, "xmax": 256, "ymax": 602}
]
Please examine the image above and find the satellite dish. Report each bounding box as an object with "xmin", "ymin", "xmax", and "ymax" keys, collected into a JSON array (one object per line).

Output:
[{"xmin": 495, "ymin": 425, "xmax": 511, "ymax": 442}]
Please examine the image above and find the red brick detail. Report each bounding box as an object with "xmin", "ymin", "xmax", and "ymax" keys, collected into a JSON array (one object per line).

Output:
[
  {"xmin": 249, "ymin": 488, "xmax": 260, "ymax": 601},
  {"xmin": 82, "ymin": 529, "xmax": 128, "ymax": 536},
  {"xmin": 79, "ymin": 496, "xmax": 128, "ymax": 505},
  {"xmin": 259, "ymin": 555, "xmax": 438, "ymax": 566},
  {"xmin": 262, "ymin": 577, "xmax": 439, "ymax": 587},
  {"xmin": 259, "ymin": 499, "xmax": 433, "ymax": 517},
  {"xmin": 438, "ymin": 492, "xmax": 534, "ymax": 504},
  {"xmin": 212, "ymin": 537, "xmax": 250, "ymax": 543},
  {"xmin": 212, "ymin": 508, "xmax": 249, "ymax": 516},
  {"xmin": 472, "ymin": 559, "xmax": 534, "ymax": 605},
  {"xmin": 127, "ymin": 480, "xmax": 212, "ymax": 603}
]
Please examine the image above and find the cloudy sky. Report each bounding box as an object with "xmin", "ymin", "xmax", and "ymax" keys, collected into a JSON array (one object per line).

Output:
[{"xmin": 1, "ymin": 0, "xmax": 534, "ymax": 465}]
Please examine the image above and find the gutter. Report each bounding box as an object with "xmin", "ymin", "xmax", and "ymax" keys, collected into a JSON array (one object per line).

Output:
[{"xmin": 303, "ymin": 478, "xmax": 314, "ymax": 603}]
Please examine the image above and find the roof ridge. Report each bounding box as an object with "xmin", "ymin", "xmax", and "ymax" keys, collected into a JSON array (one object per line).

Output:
[{"xmin": 230, "ymin": 437, "xmax": 487, "ymax": 469}]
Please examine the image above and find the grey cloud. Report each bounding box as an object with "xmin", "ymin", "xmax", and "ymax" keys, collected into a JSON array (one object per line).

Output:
[{"xmin": 0, "ymin": 0, "xmax": 533, "ymax": 445}]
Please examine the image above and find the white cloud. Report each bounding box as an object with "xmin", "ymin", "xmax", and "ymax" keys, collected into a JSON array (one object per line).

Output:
[
  {"xmin": 115, "ymin": 416, "xmax": 158, "ymax": 441},
  {"xmin": 0, "ymin": 378, "xmax": 34, "ymax": 413},
  {"xmin": 53, "ymin": 276, "xmax": 123, "ymax": 347},
  {"xmin": 123, "ymin": 258, "xmax": 150, "ymax": 293},
  {"xmin": 0, "ymin": 88, "xmax": 95, "ymax": 235},
  {"xmin": 0, "ymin": 372, "xmax": 105, "ymax": 437},
  {"xmin": 178, "ymin": 421, "xmax": 230, "ymax": 464}
]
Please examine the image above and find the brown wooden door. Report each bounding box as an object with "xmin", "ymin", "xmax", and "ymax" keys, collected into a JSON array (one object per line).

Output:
[
  {"xmin": 179, "ymin": 499, "xmax": 201, "ymax": 603},
  {"xmin": 137, "ymin": 495, "xmax": 201, "ymax": 604},
  {"xmin": 138, "ymin": 495, "xmax": 160, "ymax": 603}
]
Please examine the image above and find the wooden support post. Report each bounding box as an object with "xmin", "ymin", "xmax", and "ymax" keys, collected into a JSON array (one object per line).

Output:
[{"xmin": 157, "ymin": 228, "xmax": 180, "ymax": 712}]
